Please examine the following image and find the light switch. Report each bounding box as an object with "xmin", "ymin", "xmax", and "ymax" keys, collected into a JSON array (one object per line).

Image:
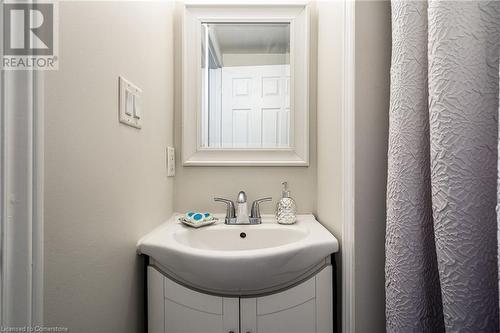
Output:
[
  {"xmin": 133, "ymin": 95, "xmax": 141, "ymax": 119},
  {"xmin": 167, "ymin": 147, "xmax": 175, "ymax": 177},
  {"xmin": 125, "ymin": 91, "xmax": 133, "ymax": 116},
  {"xmin": 119, "ymin": 76, "xmax": 142, "ymax": 129}
]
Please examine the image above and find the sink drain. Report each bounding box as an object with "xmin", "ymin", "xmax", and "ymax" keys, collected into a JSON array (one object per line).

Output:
[{"xmin": 240, "ymin": 232, "xmax": 246, "ymax": 238}]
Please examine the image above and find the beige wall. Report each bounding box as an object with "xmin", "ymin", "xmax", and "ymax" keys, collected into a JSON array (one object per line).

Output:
[
  {"xmin": 354, "ymin": 1, "xmax": 391, "ymax": 332},
  {"xmin": 173, "ymin": 4, "xmax": 317, "ymax": 215},
  {"xmin": 315, "ymin": 2, "xmax": 345, "ymax": 331},
  {"xmin": 315, "ymin": 1, "xmax": 344, "ymax": 244},
  {"xmin": 44, "ymin": 2, "xmax": 175, "ymax": 332}
]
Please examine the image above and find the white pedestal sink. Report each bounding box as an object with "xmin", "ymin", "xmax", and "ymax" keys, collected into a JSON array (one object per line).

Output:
[{"xmin": 137, "ymin": 214, "xmax": 338, "ymax": 296}]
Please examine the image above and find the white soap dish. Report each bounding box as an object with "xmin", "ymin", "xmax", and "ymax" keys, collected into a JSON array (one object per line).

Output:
[{"xmin": 179, "ymin": 217, "xmax": 218, "ymax": 228}]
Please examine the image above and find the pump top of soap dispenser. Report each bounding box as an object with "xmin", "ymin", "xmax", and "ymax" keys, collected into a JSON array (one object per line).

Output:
[{"xmin": 281, "ymin": 182, "xmax": 291, "ymax": 198}]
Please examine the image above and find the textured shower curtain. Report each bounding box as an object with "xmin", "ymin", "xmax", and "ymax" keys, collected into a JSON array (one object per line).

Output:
[{"xmin": 386, "ymin": 1, "xmax": 500, "ymax": 332}]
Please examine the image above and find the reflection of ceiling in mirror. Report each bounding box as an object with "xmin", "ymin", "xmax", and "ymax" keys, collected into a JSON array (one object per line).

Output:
[{"xmin": 211, "ymin": 24, "xmax": 290, "ymax": 54}]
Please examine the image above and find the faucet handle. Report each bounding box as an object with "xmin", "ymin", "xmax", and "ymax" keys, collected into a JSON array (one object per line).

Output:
[
  {"xmin": 214, "ymin": 197, "xmax": 236, "ymax": 222},
  {"xmin": 250, "ymin": 197, "xmax": 272, "ymax": 219}
]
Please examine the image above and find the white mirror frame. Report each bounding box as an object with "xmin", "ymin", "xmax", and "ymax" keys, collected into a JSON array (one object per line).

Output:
[{"xmin": 182, "ymin": 3, "xmax": 309, "ymax": 166}]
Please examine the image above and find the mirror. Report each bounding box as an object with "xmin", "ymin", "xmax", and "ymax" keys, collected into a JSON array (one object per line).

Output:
[
  {"xmin": 182, "ymin": 4, "xmax": 309, "ymax": 166},
  {"xmin": 200, "ymin": 23, "xmax": 291, "ymax": 149}
]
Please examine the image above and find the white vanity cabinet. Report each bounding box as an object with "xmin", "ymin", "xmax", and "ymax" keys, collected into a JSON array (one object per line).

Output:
[
  {"xmin": 147, "ymin": 266, "xmax": 333, "ymax": 333},
  {"xmin": 148, "ymin": 266, "xmax": 239, "ymax": 333}
]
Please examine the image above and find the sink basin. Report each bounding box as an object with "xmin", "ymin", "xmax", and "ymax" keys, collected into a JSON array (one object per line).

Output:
[
  {"xmin": 173, "ymin": 225, "xmax": 308, "ymax": 251},
  {"xmin": 137, "ymin": 214, "xmax": 338, "ymax": 296}
]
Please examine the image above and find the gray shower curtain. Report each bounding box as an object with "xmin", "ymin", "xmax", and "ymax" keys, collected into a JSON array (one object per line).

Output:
[{"xmin": 386, "ymin": 1, "xmax": 500, "ymax": 332}]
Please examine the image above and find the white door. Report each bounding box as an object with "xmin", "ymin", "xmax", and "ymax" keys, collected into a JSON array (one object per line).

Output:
[
  {"xmin": 221, "ymin": 65, "xmax": 290, "ymax": 148},
  {"xmin": 148, "ymin": 267, "xmax": 239, "ymax": 333},
  {"xmin": 239, "ymin": 266, "xmax": 333, "ymax": 333}
]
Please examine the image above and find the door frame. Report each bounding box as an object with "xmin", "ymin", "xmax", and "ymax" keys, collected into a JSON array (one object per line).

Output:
[
  {"xmin": 0, "ymin": 66, "xmax": 44, "ymax": 327},
  {"xmin": 342, "ymin": 1, "xmax": 356, "ymax": 332}
]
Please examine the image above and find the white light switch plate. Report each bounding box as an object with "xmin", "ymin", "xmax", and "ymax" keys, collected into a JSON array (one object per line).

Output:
[
  {"xmin": 119, "ymin": 76, "xmax": 142, "ymax": 129},
  {"xmin": 167, "ymin": 147, "xmax": 175, "ymax": 177}
]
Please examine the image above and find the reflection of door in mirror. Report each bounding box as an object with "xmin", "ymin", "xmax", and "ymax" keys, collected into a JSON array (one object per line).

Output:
[{"xmin": 200, "ymin": 23, "xmax": 291, "ymax": 149}]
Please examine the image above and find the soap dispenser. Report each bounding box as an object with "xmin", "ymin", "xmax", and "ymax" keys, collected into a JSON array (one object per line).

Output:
[{"xmin": 276, "ymin": 182, "xmax": 297, "ymax": 224}]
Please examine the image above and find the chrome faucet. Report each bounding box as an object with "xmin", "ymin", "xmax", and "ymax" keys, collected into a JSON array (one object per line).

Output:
[
  {"xmin": 236, "ymin": 191, "xmax": 250, "ymax": 224},
  {"xmin": 214, "ymin": 191, "xmax": 272, "ymax": 225}
]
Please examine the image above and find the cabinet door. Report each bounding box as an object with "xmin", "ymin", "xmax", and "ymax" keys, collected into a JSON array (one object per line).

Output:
[
  {"xmin": 148, "ymin": 266, "xmax": 166, "ymax": 333},
  {"xmin": 240, "ymin": 266, "xmax": 332, "ymax": 333},
  {"xmin": 148, "ymin": 267, "xmax": 239, "ymax": 333}
]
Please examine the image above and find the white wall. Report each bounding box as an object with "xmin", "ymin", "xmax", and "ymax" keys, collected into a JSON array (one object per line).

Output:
[
  {"xmin": 315, "ymin": 1, "xmax": 344, "ymax": 247},
  {"xmin": 354, "ymin": 1, "xmax": 391, "ymax": 332},
  {"xmin": 315, "ymin": 2, "xmax": 345, "ymax": 331},
  {"xmin": 43, "ymin": 2, "xmax": 175, "ymax": 331},
  {"xmin": 222, "ymin": 53, "xmax": 290, "ymax": 66}
]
